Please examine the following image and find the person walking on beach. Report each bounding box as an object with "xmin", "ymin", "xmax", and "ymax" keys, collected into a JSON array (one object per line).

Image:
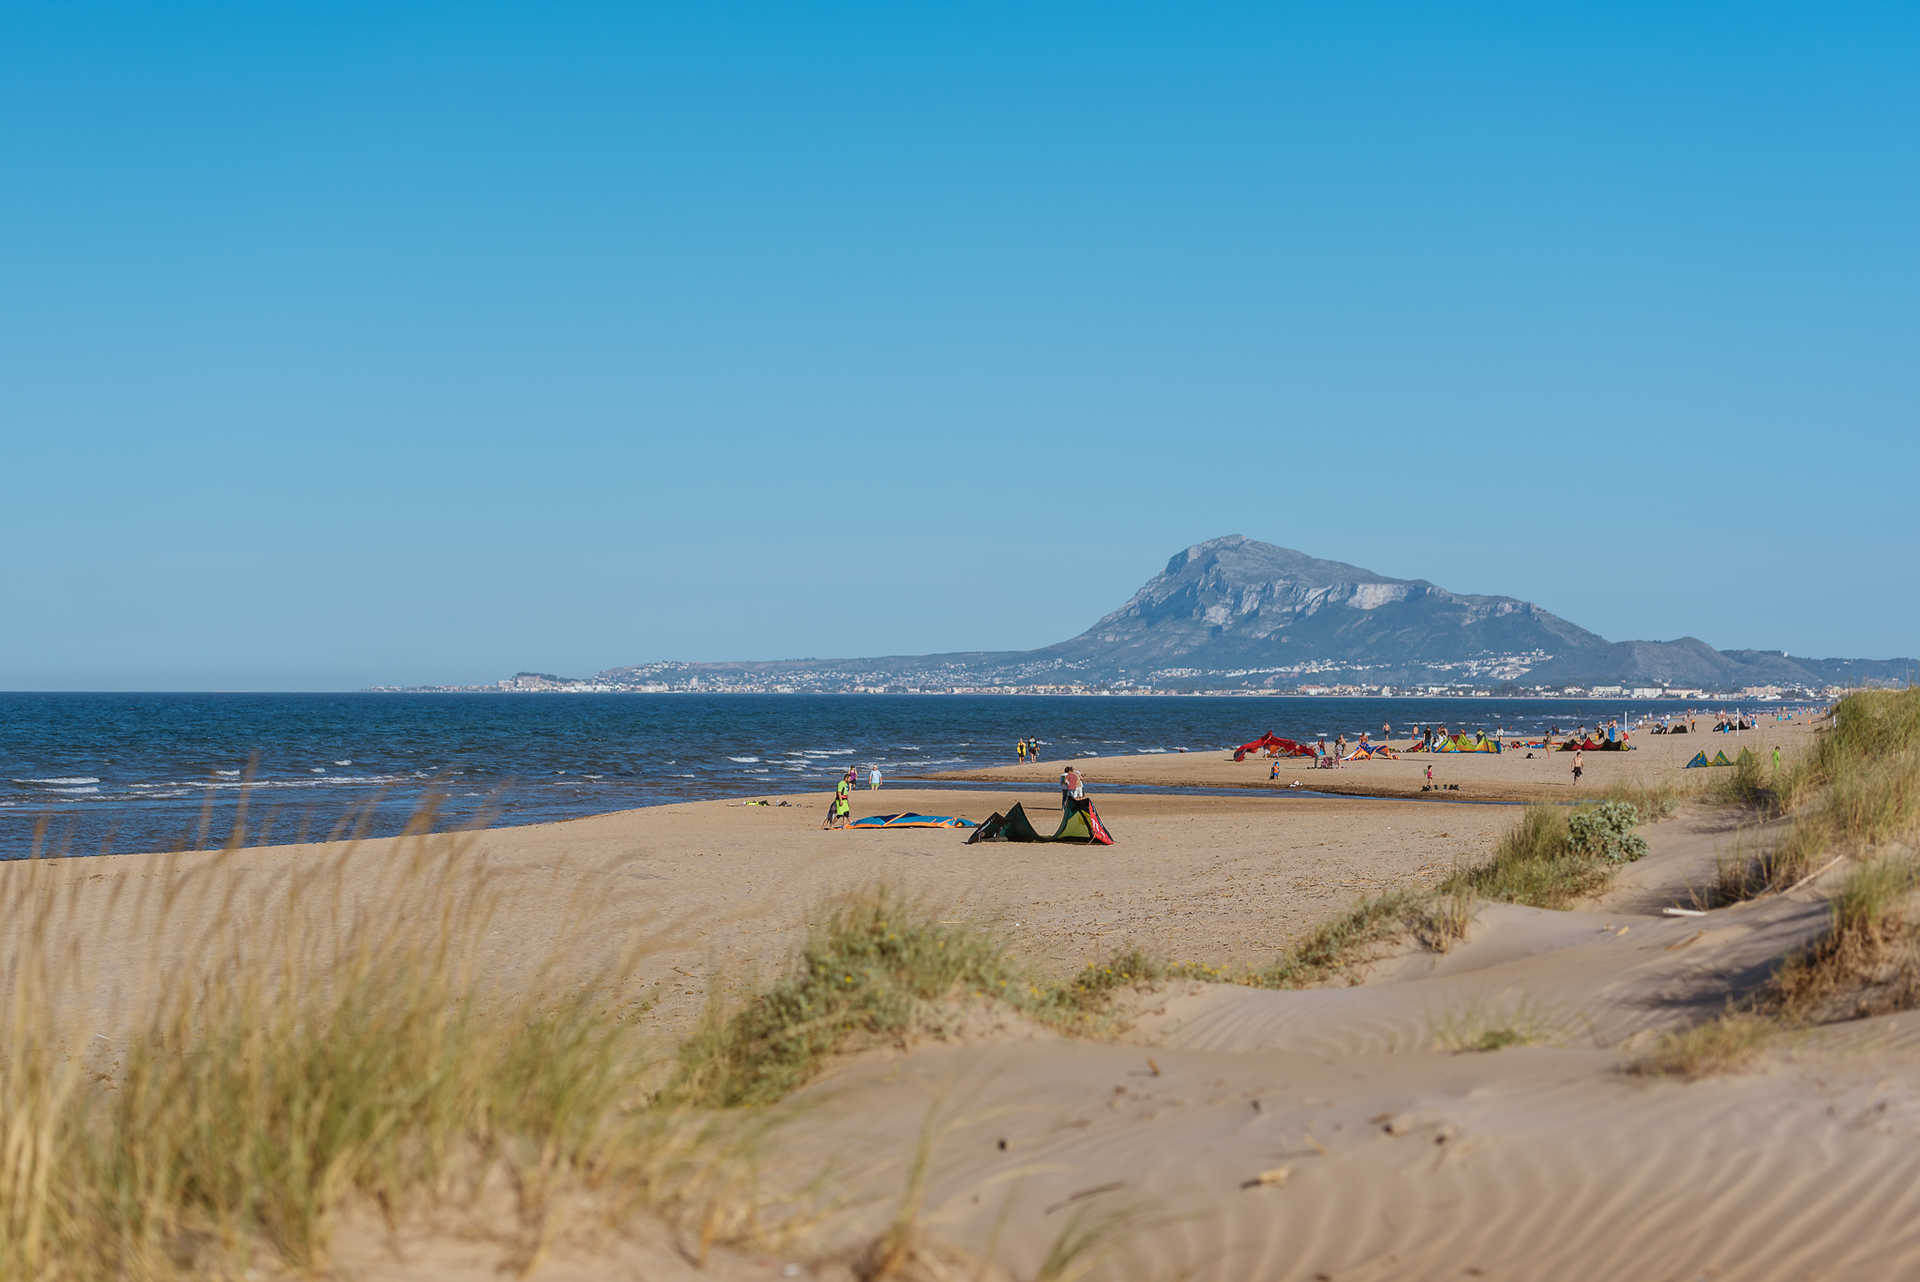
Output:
[
  {"xmin": 1425, "ymin": 763, "xmax": 1434, "ymax": 788},
  {"xmin": 1572, "ymin": 749, "xmax": 1584, "ymax": 787},
  {"xmin": 1772, "ymin": 745, "xmax": 1781, "ymax": 773},
  {"xmin": 1016, "ymin": 739, "xmax": 1027, "ymax": 764},
  {"xmin": 825, "ymin": 775, "xmax": 853, "ymax": 829},
  {"xmin": 1061, "ymin": 765, "xmax": 1083, "ymax": 812},
  {"xmin": 868, "ymin": 764, "xmax": 882, "ymax": 790}
]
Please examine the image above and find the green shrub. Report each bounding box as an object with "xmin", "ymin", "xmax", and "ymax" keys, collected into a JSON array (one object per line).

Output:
[{"xmin": 1566, "ymin": 801, "xmax": 1648, "ymax": 865}]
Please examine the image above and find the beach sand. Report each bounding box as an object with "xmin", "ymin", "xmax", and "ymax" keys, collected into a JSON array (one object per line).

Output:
[{"xmin": 13, "ymin": 712, "xmax": 1919, "ymax": 1280}]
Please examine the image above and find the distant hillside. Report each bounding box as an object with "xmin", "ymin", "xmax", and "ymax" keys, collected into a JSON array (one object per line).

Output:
[{"xmin": 445, "ymin": 535, "xmax": 1913, "ymax": 694}]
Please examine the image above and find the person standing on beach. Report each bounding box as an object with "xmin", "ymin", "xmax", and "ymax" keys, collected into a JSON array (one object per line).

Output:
[
  {"xmin": 1572, "ymin": 749, "xmax": 1584, "ymax": 786},
  {"xmin": 1016, "ymin": 739, "xmax": 1027, "ymax": 764},
  {"xmin": 1061, "ymin": 764, "xmax": 1082, "ymax": 812},
  {"xmin": 1772, "ymin": 745, "xmax": 1781, "ymax": 773},
  {"xmin": 1425, "ymin": 763, "xmax": 1434, "ymax": 788},
  {"xmin": 825, "ymin": 775, "xmax": 853, "ymax": 829},
  {"xmin": 868, "ymin": 764, "xmax": 882, "ymax": 790}
]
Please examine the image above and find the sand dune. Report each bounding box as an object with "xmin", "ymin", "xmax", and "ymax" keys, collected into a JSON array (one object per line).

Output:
[{"xmin": 755, "ymin": 806, "xmax": 1920, "ymax": 1282}]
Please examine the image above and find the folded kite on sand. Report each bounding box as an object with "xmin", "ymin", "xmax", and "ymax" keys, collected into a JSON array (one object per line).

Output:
[
  {"xmin": 966, "ymin": 799, "xmax": 1115, "ymax": 846},
  {"xmin": 845, "ymin": 813, "xmax": 978, "ymax": 829},
  {"xmin": 1233, "ymin": 733, "xmax": 1315, "ymax": 762}
]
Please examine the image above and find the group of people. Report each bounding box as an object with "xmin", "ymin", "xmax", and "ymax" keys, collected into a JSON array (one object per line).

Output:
[{"xmin": 1014, "ymin": 737, "xmax": 1043, "ymax": 763}]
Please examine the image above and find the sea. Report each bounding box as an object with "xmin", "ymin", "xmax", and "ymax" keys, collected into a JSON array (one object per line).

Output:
[{"xmin": 1, "ymin": 692, "xmax": 1765, "ymax": 859}]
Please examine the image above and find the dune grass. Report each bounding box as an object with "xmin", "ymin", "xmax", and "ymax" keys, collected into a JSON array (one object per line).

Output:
[
  {"xmin": 1429, "ymin": 996, "xmax": 1559, "ymax": 1053},
  {"xmin": 0, "ymin": 822, "xmax": 764, "ymax": 1279},
  {"xmin": 667, "ymin": 890, "xmax": 1031, "ymax": 1108},
  {"xmin": 1651, "ymin": 691, "xmax": 1920, "ymax": 1070},
  {"xmin": 1437, "ymin": 801, "xmax": 1648, "ymax": 911},
  {"xmin": 1632, "ymin": 1011, "xmax": 1775, "ymax": 1079},
  {"xmin": 1716, "ymin": 689, "xmax": 1920, "ymax": 893}
]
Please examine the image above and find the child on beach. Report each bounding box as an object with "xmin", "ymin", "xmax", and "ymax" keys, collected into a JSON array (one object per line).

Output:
[{"xmin": 1572, "ymin": 749, "xmax": 1584, "ymax": 786}]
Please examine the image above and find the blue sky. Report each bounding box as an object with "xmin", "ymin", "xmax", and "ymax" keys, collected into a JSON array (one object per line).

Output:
[{"xmin": 4, "ymin": 1, "xmax": 1915, "ymax": 689}]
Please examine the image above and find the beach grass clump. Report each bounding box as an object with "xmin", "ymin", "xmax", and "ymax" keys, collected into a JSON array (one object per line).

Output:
[
  {"xmin": 1044, "ymin": 948, "xmax": 1172, "ymax": 1018},
  {"xmin": 1770, "ymin": 855, "xmax": 1920, "ymax": 1021},
  {"xmin": 1726, "ymin": 689, "xmax": 1920, "ymax": 893},
  {"xmin": 669, "ymin": 890, "xmax": 1028, "ymax": 1108},
  {"xmin": 1603, "ymin": 779, "xmax": 1683, "ymax": 820},
  {"xmin": 0, "ymin": 827, "xmax": 763, "ymax": 1280},
  {"xmin": 1430, "ymin": 996, "xmax": 1557, "ymax": 1053},
  {"xmin": 1438, "ymin": 803, "xmax": 1632, "ymax": 910},
  {"xmin": 1632, "ymin": 1011, "xmax": 1774, "ymax": 1079},
  {"xmin": 1709, "ymin": 748, "xmax": 1777, "ymax": 810},
  {"xmin": 1251, "ymin": 887, "xmax": 1468, "ymax": 989}
]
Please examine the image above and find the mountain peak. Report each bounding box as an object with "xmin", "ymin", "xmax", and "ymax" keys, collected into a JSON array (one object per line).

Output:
[{"xmin": 1163, "ymin": 535, "xmax": 1403, "ymax": 588}]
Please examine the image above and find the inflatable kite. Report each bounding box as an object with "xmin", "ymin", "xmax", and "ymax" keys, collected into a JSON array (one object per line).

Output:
[
  {"xmin": 1234, "ymin": 733, "xmax": 1316, "ymax": 762},
  {"xmin": 966, "ymin": 799, "xmax": 1114, "ymax": 846},
  {"xmin": 846, "ymin": 813, "xmax": 978, "ymax": 829}
]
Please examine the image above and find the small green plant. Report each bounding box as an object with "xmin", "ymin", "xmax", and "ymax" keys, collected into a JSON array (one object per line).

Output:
[{"xmin": 1566, "ymin": 801, "xmax": 1648, "ymax": 865}]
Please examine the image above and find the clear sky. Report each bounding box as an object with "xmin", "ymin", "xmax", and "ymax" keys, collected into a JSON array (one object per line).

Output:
[{"xmin": 5, "ymin": 1, "xmax": 1916, "ymax": 690}]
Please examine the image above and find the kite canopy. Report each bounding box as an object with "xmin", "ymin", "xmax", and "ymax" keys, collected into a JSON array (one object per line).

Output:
[
  {"xmin": 1344, "ymin": 742, "xmax": 1399, "ymax": 760},
  {"xmin": 966, "ymin": 799, "xmax": 1115, "ymax": 846},
  {"xmin": 846, "ymin": 813, "xmax": 978, "ymax": 829},
  {"xmin": 1684, "ymin": 750, "xmax": 1713, "ymax": 768},
  {"xmin": 1435, "ymin": 735, "xmax": 1499, "ymax": 754},
  {"xmin": 1233, "ymin": 733, "xmax": 1315, "ymax": 762}
]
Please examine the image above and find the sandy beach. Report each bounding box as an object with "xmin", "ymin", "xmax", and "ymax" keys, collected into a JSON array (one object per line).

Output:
[
  {"xmin": 12, "ymin": 709, "xmax": 1920, "ymax": 1281},
  {"xmin": 929, "ymin": 712, "xmax": 1820, "ymax": 803}
]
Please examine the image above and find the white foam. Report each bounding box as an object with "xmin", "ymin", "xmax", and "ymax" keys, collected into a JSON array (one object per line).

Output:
[
  {"xmin": 728, "ymin": 756, "xmax": 760, "ymax": 763},
  {"xmin": 15, "ymin": 776, "xmax": 101, "ymax": 786},
  {"xmin": 46, "ymin": 786, "xmax": 100, "ymax": 795},
  {"xmin": 214, "ymin": 769, "xmax": 241, "ymax": 777},
  {"xmin": 334, "ymin": 759, "xmax": 352, "ymax": 766}
]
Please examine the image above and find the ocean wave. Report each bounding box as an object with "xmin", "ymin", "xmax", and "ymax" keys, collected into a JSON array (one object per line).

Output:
[
  {"xmin": 14, "ymin": 776, "xmax": 102, "ymax": 786},
  {"xmin": 214, "ymin": 769, "xmax": 241, "ymax": 777},
  {"xmin": 728, "ymin": 756, "xmax": 760, "ymax": 763},
  {"xmin": 176, "ymin": 774, "xmax": 410, "ymax": 792},
  {"xmin": 45, "ymin": 785, "xmax": 100, "ymax": 795},
  {"xmin": 334, "ymin": 759, "xmax": 352, "ymax": 765}
]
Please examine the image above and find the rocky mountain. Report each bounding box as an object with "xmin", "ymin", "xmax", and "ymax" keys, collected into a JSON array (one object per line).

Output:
[
  {"xmin": 1034, "ymin": 536, "xmax": 1605, "ymax": 684},
  {"xmin": 454, "ymin": 535, "xmax": 1912, "ymax": 694}
]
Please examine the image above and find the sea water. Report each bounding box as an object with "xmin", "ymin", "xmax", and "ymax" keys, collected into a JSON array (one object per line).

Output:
[{"xmin": 1, "ymin": 692, "xmax": 1755, "ymax": 858}]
